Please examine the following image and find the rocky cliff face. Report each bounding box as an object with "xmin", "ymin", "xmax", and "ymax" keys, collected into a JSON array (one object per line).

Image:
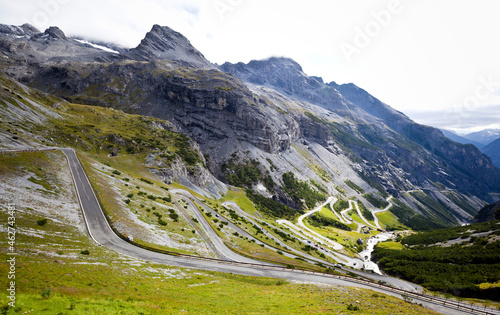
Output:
[
  {"xmin": 1, "ymin": 23, "xmax": 498, "ymax": 227},
  {"xmin": 25, "ymin": 60, "xmax": 299, "ymax": 156}
]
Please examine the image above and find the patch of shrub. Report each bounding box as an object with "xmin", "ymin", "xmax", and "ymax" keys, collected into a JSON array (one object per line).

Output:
[
  {"xmin": 37, "ymin": 218, "xmax": 48, "ymax": 226},
  {"xmin": 282, "ymin": 172, "xmax": 325, "ymax": 208},
  {"xmin": 309, "ymin": 213, "xmax": 351, "ymax": 231},
  {"xmin": 246, "ymin": 189, "xmax": 300, "ymax": 218},
  {"xmin": 153, "ymin": 212, "xmax": 162, "ymax": 219},
  {"xmin": 347, "ymin": 303, "xmax": 360, "ymax": 311},
  {"xmin": 345, "ymin": 180, "xmax": 364, "ymax": 194},
  {"xmin": 140, "ymin": 178, "xmax": 153, "ymax": 185},
  {"xmin": 41, "ymin": 289, "xmax": 52, "ymax": 299},
  {"xmin": 363, "ymin": 193, "xmax": 388, "ymax": 209}
]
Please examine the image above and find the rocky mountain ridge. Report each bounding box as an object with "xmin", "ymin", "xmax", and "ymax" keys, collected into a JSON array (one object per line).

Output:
[
  {"xmin": 1, "ymin": 23, "xmax": 499, "ymax": 229},
  {"xmin": 0, "ymin": 23, "xmax": 214, "ymax": 67}
]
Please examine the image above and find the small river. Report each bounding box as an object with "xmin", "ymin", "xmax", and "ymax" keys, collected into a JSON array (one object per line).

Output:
[{"xmin": 358, "ymin": 232, "xmax": 394, "ymax": 274}]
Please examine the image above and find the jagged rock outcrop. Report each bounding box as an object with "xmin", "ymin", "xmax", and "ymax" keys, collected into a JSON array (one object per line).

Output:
[
  {"xmin": 0, "ymin": 23, "xmax": 40, "ymax": 37},
  {"xmin": 43, "ymin": 26, "xmax": 67, "ymax": 40},
  {"xmin": 127, "ymin": 24, "xmax": 215, "ymax": 69}
]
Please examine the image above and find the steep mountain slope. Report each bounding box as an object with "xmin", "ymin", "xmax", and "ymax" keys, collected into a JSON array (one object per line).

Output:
[
  {"xmin": 481, "ymin": 138, "xmax": 500, "ymax": 168},
  {"xmin": 1, "ymin": 23, "xmax": 498, "ymax": 229}
]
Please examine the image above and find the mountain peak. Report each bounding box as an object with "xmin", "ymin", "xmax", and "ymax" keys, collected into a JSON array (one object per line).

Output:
[
  {"xmin": 218, "ymin": 57, "xmax": 309, "ymax": 88},
  {"xmin": 128, "ymin": 24, "xmax": 214, "ymax": 69},
  {"xmin": 147, "ymin": 24, "xmax": 183, "ymax": 40},
  {"xmin": 44, "ymin": 26, "xmax": 67, "ymax": 40},
  {"xmin": 21, "ymin": 23, "xmax": 40, "ymax": 35},
  {"xmin": 219, "ymin": 57, "xmax": 354, "ymax": 111}
]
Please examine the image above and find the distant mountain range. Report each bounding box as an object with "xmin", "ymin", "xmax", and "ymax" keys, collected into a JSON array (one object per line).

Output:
[
  {"xmin": 482, "ymin": 138, "xmax": 500, "ymax": 168},
  {"xmin": 463, "ymin": 129, "xmax": 500, "ymax": 146},
  {"xmin": 441, "ymin": 128, "xmax": 500, "ymax": 147},
  {"xmin": 1, "ymin": 23, "xmax": 499, "ymax": 229},
  {"xmin": 440, "ymin": 129, "xmax": 500, "ymax": 167},
  {"xmin": 440, "ymin": 129, "xmax": 485, "ymax": 149}
]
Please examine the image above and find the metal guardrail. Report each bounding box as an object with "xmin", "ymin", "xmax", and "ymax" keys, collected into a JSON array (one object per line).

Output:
[
  {"xmin": 2, "ymin": 147, "xmax": 498, "ymax": 315},
  {"xmin": 0, "ymin": 148, "xmax": 57, "ymax": 153}
]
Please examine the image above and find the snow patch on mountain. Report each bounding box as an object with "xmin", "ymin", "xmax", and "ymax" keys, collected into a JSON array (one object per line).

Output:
[{"xmin": 74, "ymin": 39, "xmax": 120, "ymax": 54}]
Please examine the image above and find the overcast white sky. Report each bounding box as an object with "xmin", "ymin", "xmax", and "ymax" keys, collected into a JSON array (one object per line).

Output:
[{"xmin": 1, "ymin": 0, "xmax": 500, "ymax": 133}]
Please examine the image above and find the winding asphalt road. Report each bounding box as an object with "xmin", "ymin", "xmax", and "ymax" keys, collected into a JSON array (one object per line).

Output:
[
  {"xmin": 296, "ymin": 197, "xmax": 344, "ymax": 250},
  {"xmin": 172, "ymin": 190, "xmax": 270, "ymax": 265},
  {"xmin": 56, "ymin": 148, "xmax": 497, "ymax": 315},
  {"xmin": 222, "ymin": 200, "xmax": 347, "ymax": 267},
  {"xmin": 372, "ymin": 196, "xmax": 394, "ymax": 229}
]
